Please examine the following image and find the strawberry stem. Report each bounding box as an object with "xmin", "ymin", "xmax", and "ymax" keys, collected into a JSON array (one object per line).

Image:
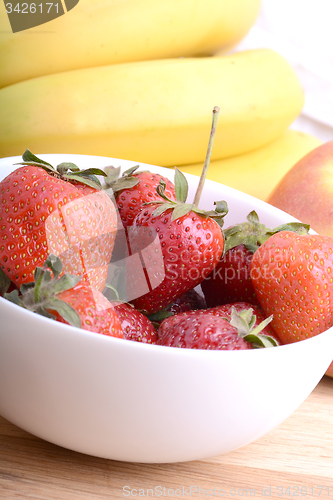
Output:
[{"xmin": 193, "ymin": 106, "xmax": 220, "ymax": 207}]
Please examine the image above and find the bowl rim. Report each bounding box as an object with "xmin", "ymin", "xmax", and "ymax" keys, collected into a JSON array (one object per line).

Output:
[{"xmin": 1, "ymin": 279, "xmax": 333, "ymax": 359}]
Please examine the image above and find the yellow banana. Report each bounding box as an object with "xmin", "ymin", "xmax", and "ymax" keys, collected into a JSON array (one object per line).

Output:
[
  {"xmin": 180, "ymin": 129, "xmax": 322, "ymax": 201},
  {"xmin": 0, "ymin": 50, "xmax": 304, "ymax": 166},
  {"xmin": 0, "ymin": 0, "xmax": 261, "ymax": 88}
]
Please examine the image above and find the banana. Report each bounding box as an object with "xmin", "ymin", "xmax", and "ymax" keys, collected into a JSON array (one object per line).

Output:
[
  {"xmin": 0, "ymin": 50, "xmax": 304, "ymax": 166},
  {"xmin": 180, "ymin": 129, "xmax": 322, "ymax": 201},
  {"xmin": 0, "ymin": 0, "xmax": 261, "ymax": 88}
]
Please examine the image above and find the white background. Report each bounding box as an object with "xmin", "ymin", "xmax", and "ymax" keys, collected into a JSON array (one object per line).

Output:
[{"xmin": 229, "ymin": 0, "xmax": 333, "ymax": 142}]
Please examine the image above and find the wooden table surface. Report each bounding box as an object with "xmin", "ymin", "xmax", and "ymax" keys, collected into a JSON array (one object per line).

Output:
[{"xmin": 1, "ymin": 376, "xmax": 333, "ymax": 500}]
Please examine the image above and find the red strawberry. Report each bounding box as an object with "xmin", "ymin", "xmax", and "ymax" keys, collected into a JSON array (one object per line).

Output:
[
  {"xmin": 0, "ymin": 150, "xmax": 117, "ymax": 291},
  {"xmin": 157, "ymin": 301, "xmax": 278, "ymax": 345},
  {"xmin": 157, "ymin": 303, "xmax": 276, "ymax": 350},
  {"xmin": 125, "ymin": 108, "xmax": 228, "ymax": 314},
  {"xmin": 4, "ymin": 254, "xmax": 123, "ymax": 338},
  {"xmin": 126, "ymin": 177, "xmax": 227, "ymax": 314},
  {"xmin": 201, "ymin": 210, "xmax": 309, "ymax": 308},
  {"xmin": 104, "ymin": 165, "xmax": 176, "ymax": 227},
  {"xmin": 114, "ymin": 302, "xmax": 157, "ymax": 344},
  {"xmin": 250, "ymin": 231, "xmax": 333, "ymax": 344},
  {"xmin": 147, "ymin": 289, "xmax": 207, "ymax": 326},
  {"xmin": 54, "ymin": 284, "xmax": 123, "ymax": 338},
  {"xmin": 202, "ymin": 243, "xmax": 260, "ymax": 307},
  {"xmin": 158, "ymin": 314, "xmax": 253, "ymax": 350},
  {"xmin": 165, "ymin": 289, "xmax": 207, "ymax": 315}
]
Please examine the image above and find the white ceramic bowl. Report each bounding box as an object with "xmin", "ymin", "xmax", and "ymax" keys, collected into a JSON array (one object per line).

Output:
[{"xmin": 1, "ymin": 154, "xmax": 333, "ymax": 464}]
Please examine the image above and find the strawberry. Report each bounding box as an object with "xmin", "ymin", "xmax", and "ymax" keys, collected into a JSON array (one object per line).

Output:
[
  {"xmin": 114, "ymin": 302, "xmax": 157, "ymax": 344},
  {"xmin": 156, "ymin": 303, "xmax": 277, "ymax": 350},
  {"xmin": 0, "ymin": 150, "xmax": 117, "ymax": 291},
  {"xmin": 104, "ymin": 165, "xmax": 176, "ymax": 227},
  {"xmin": 124, "ymin": 108, "xmax": 227, "ymax": 314},
  {"xmin": 147, "ymin": 289, "xmax": 207, "ymax": 326},
  {"xmin": 163, "ymin": 289, "xmax": 207, "ymax": 316},
  {"xmin": 4, "ymin": 253, "xmax": 158, "ymax": 342},
  {"xmin": 157, "ymin": 301, "xmax": 279, "ymax": 345},
  {"xmin": 201, "ymin": 210, "xmax": 310, "ymax": 308},
  {"xmin": 202, "ymin": 243, "xmax": 260, "ymax": 307},
  {"xmin": 53, "ymin": 285, "xmax": 123, "ymax": 338},
  {"xmin": 126, "ymin": 168, "xmax": 227, "ymax": 314},
  {"xmin": 4, "ymin": 254, "xmax": 123, "ymax": 338},
  {"xmin": 250, "ymin": 231, "xmax": 333, "ymax": 344}
]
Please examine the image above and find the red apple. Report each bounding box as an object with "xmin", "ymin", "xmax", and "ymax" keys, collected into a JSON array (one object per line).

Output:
[
  {"xmin": 325, "ymin": 362, "xmax": 333, "ymax": 378},
  {"xmin": 268, "ymin": 140, "xmax": 333, "ymax": 235},
  {"xmin": 268, "ymin": 139, "xmax": 333, "ymax": 378}
]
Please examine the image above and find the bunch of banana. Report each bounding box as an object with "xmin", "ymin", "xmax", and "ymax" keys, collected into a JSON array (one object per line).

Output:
[
  {"xmin": 0, "ymin": 0, "xmax": 320, "ymax": 195},
  {"xmin": 0, "ymin": 49, "xmax": 305, "ymax": 165},
  {"xmin": 0, "ymin": 0, "xmax": 261, "ymax": 88},
  {"xmin": 180, "ymin": 129, "xmax": 322, "ymax": 201}
]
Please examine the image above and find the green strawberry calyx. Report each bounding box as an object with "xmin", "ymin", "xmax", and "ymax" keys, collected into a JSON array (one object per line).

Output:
[
  {"xmin": 15, "ymin": 150, "xmax": 108, "ymax": 190},
  {"xmin": 223, "ymin": 210, "xmax": 310, "ymax": 254},
  {"xmin": 4, "ymin": 254, "xmax": 82, "ymax": 328},
  {"xmin": 103, "ymin": 164, "xmax": 143, "ymax": 194},
  {"xmin": 148, "ymin": 168, "xmax": 228, "ymax": 226},
  {"xmin": 226, "ymin": 306, "xmax": 278, "ymax": 348},
  {"xmin": 147, "ymin": 308, "xmax": 174, "ymax": 323},
  {"xmin": 0, "ymin": 268, "xmax": 12, "ymax": 296}
]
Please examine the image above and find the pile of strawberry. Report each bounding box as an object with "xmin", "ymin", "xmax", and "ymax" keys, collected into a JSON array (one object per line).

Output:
[{"xmin": 2, "ymin": 145, "xmax": 333, "ymax": 357}]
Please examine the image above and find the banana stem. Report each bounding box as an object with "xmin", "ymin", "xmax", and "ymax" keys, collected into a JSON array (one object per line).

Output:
[{"xmin": 193, "ymin": 106, "xmax": 220, "ymax": 207}]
